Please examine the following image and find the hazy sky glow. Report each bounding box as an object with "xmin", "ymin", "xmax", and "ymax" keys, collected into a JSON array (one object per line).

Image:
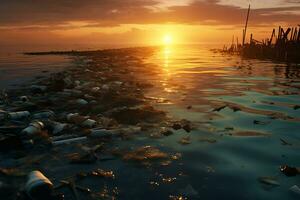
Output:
[{"xmin": 0, "ymin": 0, "xmax": 299, "ymax": 48}]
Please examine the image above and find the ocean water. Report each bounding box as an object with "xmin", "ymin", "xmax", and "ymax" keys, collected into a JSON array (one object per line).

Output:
[
  {"xmin": 0, "ymin": 52, "xmax": 72, "ymax": 90},
  {"xmin": 1, "ymin": 45, "xmax": 300, "ymax": 199},
  {"xmin": 109, "ymin": 45, "xmax": 300, "ymax": 200}
]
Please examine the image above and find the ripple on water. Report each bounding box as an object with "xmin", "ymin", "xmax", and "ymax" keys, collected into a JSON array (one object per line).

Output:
[{"xmin": 136, "ymin": 45, "xmax": 300, "ymax": 200}]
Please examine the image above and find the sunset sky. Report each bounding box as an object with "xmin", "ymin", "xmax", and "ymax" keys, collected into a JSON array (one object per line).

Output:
[{"xmin": 0, "ymin": 0, "xmax": 299, "ymax": 48}]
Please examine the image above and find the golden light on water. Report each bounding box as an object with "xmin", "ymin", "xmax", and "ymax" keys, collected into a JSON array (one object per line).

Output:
[
  {"xmin": 163, "ymin": 47, "xmax": 171, "ymax": 70},
  {"xmin": 161, "ymin": 33, "xmax": 173, "ymax": 75}
]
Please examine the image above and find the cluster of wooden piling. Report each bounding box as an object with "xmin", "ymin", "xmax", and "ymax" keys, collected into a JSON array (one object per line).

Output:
[
  {"xmin": 242, "ymin": 26, "xmax": 300, "ymax": 62},
  {"xmin": 221, "ymin": 4, "xmax": 300, "ymax": 63}
]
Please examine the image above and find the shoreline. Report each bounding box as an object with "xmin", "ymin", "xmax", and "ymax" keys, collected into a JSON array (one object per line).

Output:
[{"xmin": 0, "ymin": 47, "xmax": 191, "ymax": 199}]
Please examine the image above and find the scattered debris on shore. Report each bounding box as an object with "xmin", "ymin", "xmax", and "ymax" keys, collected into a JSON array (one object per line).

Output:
[{"xmin": 0, "ymin": 47, "xmax": 190, "ymax": 200}]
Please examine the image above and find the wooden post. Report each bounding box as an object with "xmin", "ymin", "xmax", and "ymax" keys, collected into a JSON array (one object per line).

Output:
[
  {"xmin": 293, "ymin": 28, "xmax": 297, "ymax": 41},
  {"xmin": 290, "ymin": 27, "xmax": 294, "ymax": 41},
  {"xmin": 269, "ymin": 29, "xmax": 275, "ymax": 45},
  {"xmin": 283, "ymin": 28, "xmax": 291, "ymax": 41},
  {"xmin": 242, "ymin": 4, "xmax": 251, "ymax": 46},
  {"xmin": 242, "ymin": 29, "xmax": 245, "ymax": 44},
  {"xmin": 277, "ymin": 26, "xmax": 281, "ymax": 42},
  {"xmin": 232, "ymin": 35, "xmax": 235, "ymax": 51}
]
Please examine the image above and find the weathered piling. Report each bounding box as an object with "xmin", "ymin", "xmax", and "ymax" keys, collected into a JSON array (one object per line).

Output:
[
  {"xmin": 221, "ymin": 26, "xmax": 300, "ymax": 62},
  {"xmin": 220, "ymin": 3, "xmax": 300, "ymax": 62},
  {"xmin": 241, "ymin": 26, "xmax": 300, "ymax": 62}
]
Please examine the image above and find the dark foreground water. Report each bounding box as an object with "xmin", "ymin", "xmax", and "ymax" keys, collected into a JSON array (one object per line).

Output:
[{"xmin": 1, "ymin": 45, "xmax": 300, "ymax": 200}]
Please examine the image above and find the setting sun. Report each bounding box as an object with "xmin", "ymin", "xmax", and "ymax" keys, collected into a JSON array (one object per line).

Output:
[{"xmin": 163, "ymin": 34, "xmax": 173, "ymax": 45}]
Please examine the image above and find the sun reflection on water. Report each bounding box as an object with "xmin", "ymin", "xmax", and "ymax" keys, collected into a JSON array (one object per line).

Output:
[{"xmin": 163, "ymin": 47, "xmax": 171, "ymax": 75}]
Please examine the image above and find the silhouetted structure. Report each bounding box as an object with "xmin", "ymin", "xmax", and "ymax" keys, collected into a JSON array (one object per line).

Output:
[
  {"xmin": 242, "ymin": 26, "xmax": 300, "ymax": 62},
  {"xmin": 221, "ymin": 4, "xmax": 300, "ymax": 62}
]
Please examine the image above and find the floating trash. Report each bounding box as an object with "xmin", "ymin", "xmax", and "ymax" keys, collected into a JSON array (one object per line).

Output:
[
  {"xmin": 280, "ymin": 165, "xmax": 300, "ymax": 176},
  {"xmin": 52, "ymin": 136, "xmax": 87, "ymax": 146},
  {"xmin": 81, "ymin": 119, "xmax": 96, "ymax": 128},
  {"xmin": 76, "ymin": 98, "xmax": 88, "ymax": 105},
  {"xmin": 90, "ymin": 169, "xmax": 115, "ymax": 179},
  {"xmin": 290, "ymin": 185, "xmax": 300, "ymax": 195},
  {"xmin": 30, "ymin": 85, "xmax": 47, "ymax": 93},
  {"xmin": 21, "ymin": 121, "xmax": 44, "ymax": 136},
  {"xmin": 178, "ymin": 136, "xmax": 191, "ymax": 145},
  {"xmin": 25, "ymin": 171, "xmax": 53, "ymax": 200},
  {"xmin": 20, "ymin": 96, "xmax": 29, "ymax": 102},
  {"xmin": 258, "ymin": 176, "xmax": 280, "ymax": 186},
  {"xmin": 51, "ymin": 121, "xmax": 69, "ymax": 135},
  {"xmin": 8, "ymin": 111, "xmax": 30, "ymax": 120},
  {"xmin": 123, "ymin": 146, "xmax": 168, "ymax": 162},
  {"xmin": 33, "ymin": 110, "xmax": 55, "ymax": 119}
]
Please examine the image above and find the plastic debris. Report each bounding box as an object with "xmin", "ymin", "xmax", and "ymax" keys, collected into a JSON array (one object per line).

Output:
[
  {"xmin": 25, "ymin": 171, "xmax": 53, "ymax": 200},
  {"xmin": 63, "ymin": 89, "xmax": 82, "ymax": 96},
  {"xmin": 169, "ymin": 195, "xmax": 187, "ymax": 200},
  {"xmin": 66, "ymin": 113, "xmax": 96, "ymax": 127},
  {"xmin": 199, "ymin": 138, "xmax": 217, "ymax": 143},
  {"xmin": 213, "ymin": 105, "xmax": 227, "ymax": 112},
  {"xmin": 52, "ymin": 136, "xmax": 87, "ymax": 146},
  {"xmin": 293, "ymin": 105, "xmax": 300, "ymax": 110},
  {"xmin": 0, "ymin": 48, "xmax": 193, "ymax": 198},
  {"xmin": 90, "ymin": 169, "xmax": 115, "ymax": 179},
  {"xmin": 69, "ymin": 152, "xmax": 98, "ymax": 164},
  {"xmin": 67, "ymin": 113, "xmax": 87, "ymax": 123},
  {"xmin": 280, "ymin": 165, "xmax": 300, "ymax": 176},
  {"xmin": 258, "ymin": 176, "xmax": 280, "ymax": 186},
  {"xmin": 20, "ymin": 96, "xmax": 29, "ymax": 102},
  {"xmin": 76, "ymin": 99, "xmax": 88, "ymax": 105},
  {"xmin": 290, "ymin": 185, "xmax": 300, "ymax": 195},
  {"xmin": 123, "ymin": 146, "xmax": 168, "ymax": 162},
  {"xmin": 182, "ymin": 124, "xmax": 191, "ymax": 132},
  {"xmin": 172, "ymin": 123, "xmax": 182, "ymax": 130},
  {"xmin": 21, "ymin": 121, "xmax": 44, "ymax": 136},
  {"xmin": 51, "ymin": 122, "xmax": 69, "ymax": 135},
  {"xmin": 89, "ymin": 129, "xmax": 115, "ymax": 138},
  {"xmin": 30, "ymin": 85, "xmax": 47, "ymax": 93},
  {"xmin": 280, "ymin": 138, "xmax": 292, "ymax": 146},
  {"xmin": 91, "ymin": 87, "xmax": 100, "ymax": 93},
  {"xmin": 160, "ymin": 127, "xmax": 173, "ymax": 136},
  {"xmin": 81, "ymin": 119, "xmax": 96, "ymax": 128},
  {"xmin": 179, "ymin": 136, "xmax": 191, "ymax": 145},
  {"xmin": 33, "ymin": 111, "xmax": 55, "ymax": 119},
  {"xmin": 8, "ymin": 111, "xmax": 30, "ymax": 120}
]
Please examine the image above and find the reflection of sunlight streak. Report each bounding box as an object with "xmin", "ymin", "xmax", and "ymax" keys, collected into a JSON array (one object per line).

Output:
[
  {"xmin": 163, "ymin": 47, "xmax": 171, "ymax": 74},
  {"xmin": 162, "ymin": 46, "xmax": 172, "ymax": 93}
]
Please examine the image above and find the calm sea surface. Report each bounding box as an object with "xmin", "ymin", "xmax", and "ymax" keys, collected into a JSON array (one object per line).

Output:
[
  {"xmin": 115, "ymin": 45, "xmax": 300, "ymax": 200},
  {"xmin": 1, "ymin": 45, "xmax": 300, "ymax": 199},
  {"xmin": 0, "ymin": 52, "xmax": 72, "ymax": 90}
]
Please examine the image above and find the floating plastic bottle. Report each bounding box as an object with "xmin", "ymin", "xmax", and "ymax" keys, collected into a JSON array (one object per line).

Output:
[
  {"xmin": 8, "ymin": 111, "xmax": 30, "ymax": 120},
  {"xmin": 33, "ymin": 110, "xmax": 55, "ymax": 119},
  {"xmin": 25, "ymin": 171, "xmax": 53, "ymax": 200},
  {"xmin": 22, "ymin": 121, "xmax": 44, "ymax": 136}
]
